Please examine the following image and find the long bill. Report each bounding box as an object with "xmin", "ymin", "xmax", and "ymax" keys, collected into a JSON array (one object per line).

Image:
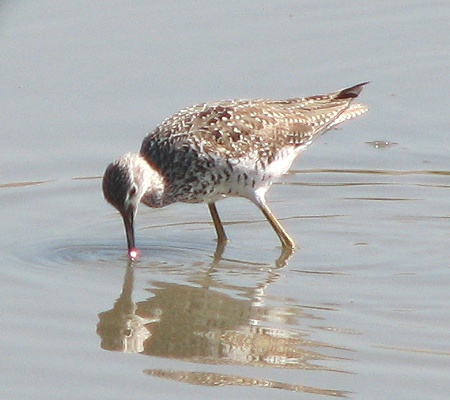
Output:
[{"xmin": 121, "ymin": 207, "xmax": 136, "ymax": 253}]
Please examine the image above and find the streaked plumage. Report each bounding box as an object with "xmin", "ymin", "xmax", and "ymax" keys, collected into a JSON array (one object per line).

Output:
[{"xmin": 102, "ymin": 83, "xmax": 368, "ymax": 258}]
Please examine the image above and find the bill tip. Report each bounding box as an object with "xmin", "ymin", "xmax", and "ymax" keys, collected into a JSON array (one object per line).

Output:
[{"xmin": 128, "ymin": 248, "xmax": 141, "ymax": 261}]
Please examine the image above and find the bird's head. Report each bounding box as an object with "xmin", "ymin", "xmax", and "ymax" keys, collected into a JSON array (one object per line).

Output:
[{"xmin": 102, "ymin": 153, "xmax": 155, "ymax": 259}]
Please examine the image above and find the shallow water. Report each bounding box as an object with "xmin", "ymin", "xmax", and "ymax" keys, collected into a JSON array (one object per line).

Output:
[{"xmin": 1, "ymin": 1, "xmax": 450, "ymax": 399}]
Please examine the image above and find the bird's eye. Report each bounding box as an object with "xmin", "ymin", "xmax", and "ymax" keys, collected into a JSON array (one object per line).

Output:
[{"xmin": 129, "ymin": 186, "xmax": 137, "ymax": 197}]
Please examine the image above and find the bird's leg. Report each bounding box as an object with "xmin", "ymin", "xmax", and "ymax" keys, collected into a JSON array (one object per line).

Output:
[
  {"xmin": 208, "ymin": 203, "xmax": 228, "ymax": 244},
  {"xmin": 254, "ymin": 198, "xmax": 295, "ymax": 250}
]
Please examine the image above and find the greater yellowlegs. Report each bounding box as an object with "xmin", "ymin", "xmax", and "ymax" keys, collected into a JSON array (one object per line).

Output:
[{"xmin": 103, "ymin": 83, "xmax": 368, "ymax": 259}]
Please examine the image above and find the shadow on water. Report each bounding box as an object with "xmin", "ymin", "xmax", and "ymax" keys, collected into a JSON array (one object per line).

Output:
[{"xmin": 96, "ymin": 251, "xmax": 351, "ymax": 397}]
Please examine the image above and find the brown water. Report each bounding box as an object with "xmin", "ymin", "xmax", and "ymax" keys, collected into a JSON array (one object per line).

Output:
[{"xmin": 1, "ymin": 2, "xmax": 449, "ymax": 399}]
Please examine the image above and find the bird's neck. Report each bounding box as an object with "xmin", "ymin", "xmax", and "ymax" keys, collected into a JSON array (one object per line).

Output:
[{"xmin": 139, "ymin": 162, "xmax": 168, "ymax": 208}]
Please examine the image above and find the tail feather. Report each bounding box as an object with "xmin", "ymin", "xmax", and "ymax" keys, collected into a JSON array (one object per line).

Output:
[{"xmin": 335, "ymin": 82, "xmax": 369, "ymax": 100}]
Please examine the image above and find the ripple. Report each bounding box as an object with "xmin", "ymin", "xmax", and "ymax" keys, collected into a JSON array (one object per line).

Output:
[
  {"xmin": 50, "ymin": 244, "xmax": 128, "ymax": 265},
  {"xmin": 36, "ymin": 241, "xmax": 214, "ymax": 270},
  {"xmin": 12, "ymin": 243, "xmax": 123, "ymax": 271}
]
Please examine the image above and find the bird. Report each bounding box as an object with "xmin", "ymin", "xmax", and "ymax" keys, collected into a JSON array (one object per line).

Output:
[{"xmin": 102, "ymin": 82, "xmax": 368, "ymax": 259}]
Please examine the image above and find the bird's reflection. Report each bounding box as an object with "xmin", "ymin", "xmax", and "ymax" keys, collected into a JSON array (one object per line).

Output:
[{"xmin": 96, "ymin": 249, "xmax": 349, "ymax": 396}]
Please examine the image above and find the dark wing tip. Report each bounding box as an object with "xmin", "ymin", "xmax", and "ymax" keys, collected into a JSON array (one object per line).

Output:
[{"xmin": 335, "ymin": 82, "xmax": 370, "ymax": 99}]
